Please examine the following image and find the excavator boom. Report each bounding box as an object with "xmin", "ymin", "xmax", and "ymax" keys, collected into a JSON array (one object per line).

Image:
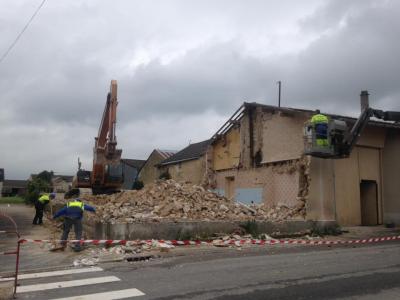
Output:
[{"xmin": 74, "ymin": 80, "xmax": 123, "ymax": 194}]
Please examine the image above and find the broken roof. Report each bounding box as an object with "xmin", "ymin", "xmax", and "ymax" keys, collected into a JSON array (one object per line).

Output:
[
  {"xmin": 211, "ymin": 102, "xmax": 400, "ymax": 142},
  {"xmin": 159, "ymin": 140, "xmax": 211, "ymax": 166},
  {"xmin": 155, "ymin": 149, "xmax": 177, "ymax": 159},
  {"xmin": 121, "ymin": 159, "xmax": 146, "ymax": 170}
]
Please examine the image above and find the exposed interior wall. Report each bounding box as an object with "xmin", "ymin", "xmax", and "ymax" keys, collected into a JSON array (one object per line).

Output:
[
  {"xmin": 139, "ymin": 151, "xmax": 163, "ymax": 185},
  {"xmin": 211, "ymin": 106, "xmax": 311, "ymax": 220},
  {"xmin": 210, "ymin": 105, "xmax": 396, "ymax": 225},
  {"xmin": 160, "ymin": 157, "xmax": 206, "ymax": 185},
  {"xmin": 213, "ymin": 127, "xmax": 241, "ymax": 170},
  {"xmin": 214, "ymin": 157, "xmax": 309, "ymax": 218},
  {"xmin": 240, "ymin": 112, "xmax": 251, "ymax": 168},
  {"xmin": 382, "ymin": 129, "xmax": 400, "ymax": 224},
  {"xmin": 236, "ymin": 107, "xmax": 309, "ymax": 169},
  {"xmin": 261, "ymin": 111, "xmax": 308, "ymax": 163}
]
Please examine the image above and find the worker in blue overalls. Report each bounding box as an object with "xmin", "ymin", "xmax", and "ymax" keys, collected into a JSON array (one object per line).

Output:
[{"xmin": 53, "ymin": 194, "xmax": 95, "ymax": 251}]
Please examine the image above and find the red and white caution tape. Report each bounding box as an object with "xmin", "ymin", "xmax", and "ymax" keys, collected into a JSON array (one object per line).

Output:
[{"xmin": 18, "ymin": 235, "xmax": 400, "ymax": 247}]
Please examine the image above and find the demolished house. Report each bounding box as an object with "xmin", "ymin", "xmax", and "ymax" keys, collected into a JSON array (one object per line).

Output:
[
  {"xmin": 139, "ymin": 149, "xmax": 177, "ymax": 185},
  {"xmin": 208, "ymin": 93, "xmax": 400, "ymax": 226},
  {"xmin": 158, "ymin": 140, "xmax": 211, "ymax": 185},
  {"xmin": 52, "ymin": 175, "xmax": 73, "ymax": 193}
]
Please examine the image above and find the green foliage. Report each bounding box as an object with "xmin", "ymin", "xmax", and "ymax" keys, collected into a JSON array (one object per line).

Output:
[
  {"xmin": 37, "ymin": 170, "xmax": 54, "ymax": 183},
  {"xmin": 0, "ymin": 196, "xmax": 25, "ymax": 204},
  {"xmin": 311, "ymin": 223, "xmax": 342, "ymax": 236},
  {"xmin": 132, "ymin": 180, "xmax": 144, "ymax": 190},
  {"xmin": 239, "ymin": 220, "xmax": 259, "ymax": 238},
  {"xmin": 25, "ymin": 171, "xmax": 52, "ymax": 204},
  {"xmin": 159, "ymin": 170, "xmax": 171, "ymax": 180}
]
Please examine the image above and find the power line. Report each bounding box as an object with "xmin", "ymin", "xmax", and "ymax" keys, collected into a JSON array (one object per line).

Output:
[{"xmin": 0, "ymin": 0, "xmax": 47, "ymax": 65}]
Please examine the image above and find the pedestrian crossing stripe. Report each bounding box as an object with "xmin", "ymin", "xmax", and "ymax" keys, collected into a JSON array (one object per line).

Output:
[
  {"xmin": 0, "ymin": 267, "xmax": 103, "ymax": 282},
  {"xmin": 50, "ymin": 288, "xmax": 145, "ymax": 299},
  {"xmin": 17, "ymin": 276, "xmax": 120, "ymax": 293}
]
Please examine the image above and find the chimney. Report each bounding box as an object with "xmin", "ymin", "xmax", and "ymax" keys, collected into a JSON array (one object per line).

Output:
[{"xmin": 360, "ymin": 90, "xmax": 369, "ymax": 112}]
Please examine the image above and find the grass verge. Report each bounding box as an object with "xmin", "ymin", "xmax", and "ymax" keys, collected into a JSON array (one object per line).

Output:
[{"xmin": 0, "ymin": 196, "xmax": 26, "ymax": 204}]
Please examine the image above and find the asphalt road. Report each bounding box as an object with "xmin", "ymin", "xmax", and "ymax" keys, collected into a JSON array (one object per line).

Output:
[{"xmin": 11, "ymin": 241, "xmax": 400, "ymax": 300}]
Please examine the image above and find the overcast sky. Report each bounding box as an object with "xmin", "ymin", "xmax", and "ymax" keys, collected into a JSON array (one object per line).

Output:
[{"xmin": 1, "ymin": 0, "xmax": 399, "ymax": 179}]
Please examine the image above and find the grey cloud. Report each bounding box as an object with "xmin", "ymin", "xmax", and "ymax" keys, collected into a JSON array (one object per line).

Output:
[
  {"xmin": 283, "ymin": 0, "xmax": 400, "ymax": 114},
  {"xmin": 118, "ymin": 41, "xmax": 282, "ymax": 124},
  {"xmin": 1, "ymin": 0, "xmax": 400, "ymax": 179}
]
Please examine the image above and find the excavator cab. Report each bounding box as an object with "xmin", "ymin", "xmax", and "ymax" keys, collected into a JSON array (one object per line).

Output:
[
  {"xmin": 105, "ymin": 163, "xmax": 123, "ymax": 184},
  {"xmin": 304, "ymin": 119, "xmax": 348, "ymax": 158}
]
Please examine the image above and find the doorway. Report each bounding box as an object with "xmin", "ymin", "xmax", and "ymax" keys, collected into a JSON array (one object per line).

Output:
[
  {"xmin": 360, "ymin": 180, "xmax": 378, "ymax": 226},
  {"xmin": 225, "ymin": 176, "xmax": 235, "ymax": 200}
]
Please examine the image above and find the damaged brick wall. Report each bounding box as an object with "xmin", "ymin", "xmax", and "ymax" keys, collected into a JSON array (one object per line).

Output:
[
  {"xmin": 211, "ymin": 104, "xmax": 312, "ymax": 221},
  {"xmin": 159, "ymin": 158, "xmax": 206, "ymax": 186},
  {"xmin": 213, "ymin": 156, "xmax": 311, "ymax": 220}
]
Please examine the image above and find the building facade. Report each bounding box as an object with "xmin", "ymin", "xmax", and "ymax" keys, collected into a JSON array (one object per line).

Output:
[
  {"xmin": 139, "ymin": 150, "xmax": 177, "ymax": 185},
  {"xmin": 209, "ymin": 97, "xmax": 400, "ymax": 226},
  {"xmin": 158, "ymin": 140, "xmax": 211, "ymax": 186}
]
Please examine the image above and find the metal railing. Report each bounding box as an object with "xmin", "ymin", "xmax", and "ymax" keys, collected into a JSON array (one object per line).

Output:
[{"xmin": 0, "ymin": 212, "xmax": 21, "ymax": 298}]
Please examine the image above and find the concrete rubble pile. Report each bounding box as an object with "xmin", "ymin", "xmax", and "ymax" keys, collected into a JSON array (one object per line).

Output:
[
  {"xmin": 52, "ymin": 179, "xmax": 306, "ymax": 222},
  {"xmin": 80, "ymin": 180, "xmax": 275, "ymax": 223}
]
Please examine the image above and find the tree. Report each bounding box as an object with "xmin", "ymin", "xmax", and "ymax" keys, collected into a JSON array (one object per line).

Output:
[
  {"xmin": 37, "ymin": 170, "xmax": 54, "ymax": 183},
  {"xmin": 25, "ymin": 170, "xmax": 53, "ymax": 203}
]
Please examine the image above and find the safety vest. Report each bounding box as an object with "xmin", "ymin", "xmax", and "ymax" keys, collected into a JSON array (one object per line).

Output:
[
  {"xmin": 67, "ymin": 201, "xmax": 84, "ymax": 210},
  {"xmin": 311, "ymin": 114, "xmax": 328, "ymax": 124},
  {"xmin": 38, "ymin": 194, "xmax": 50, "ymax": 204}
]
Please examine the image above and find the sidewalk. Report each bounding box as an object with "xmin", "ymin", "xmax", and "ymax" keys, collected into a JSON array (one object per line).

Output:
[{"xmin": 0, "ymin": 204, "xmax": 79, "ymax": 274}]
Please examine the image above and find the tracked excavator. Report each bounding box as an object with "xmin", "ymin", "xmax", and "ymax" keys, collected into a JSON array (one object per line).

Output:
[
  {"xmin": 304, "ymin": 91, "xmax": 400, "ymax": 159},
  {"xmin": 71, "ymin": 80, "xmax": 123, "ymax": 195}
]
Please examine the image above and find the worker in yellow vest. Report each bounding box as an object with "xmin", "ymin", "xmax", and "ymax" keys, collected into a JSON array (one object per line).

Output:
[
  {"xmin": 311, "ymin": 109, "xmax": 329, "ymax": 147},
  {"xmin": 53, "ymin": 194, "xmax": 95, "ymax": 251},
  {"xmin": 33, "ymin": 193, "xmax": 55, "ymax": 225}
]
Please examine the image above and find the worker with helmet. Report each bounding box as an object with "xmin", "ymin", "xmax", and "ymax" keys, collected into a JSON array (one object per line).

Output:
[
  {"xmin": 311, "ymin": 109, "xmax": 329, "ymax": 147},
  {"xmin": 53, "ymin": 191, "xmax": 95, "ymax": 251},
  {"xmin": 33, "ymin": 192, "xmax": 55, "ymax": 225}
]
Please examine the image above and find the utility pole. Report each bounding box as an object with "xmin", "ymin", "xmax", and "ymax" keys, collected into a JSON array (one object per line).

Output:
[{"xmin": 277, "ymin": 81, "xmax": 282, "ymax": 107}]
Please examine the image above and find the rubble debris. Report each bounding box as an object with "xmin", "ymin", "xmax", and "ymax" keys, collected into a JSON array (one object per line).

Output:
[
  {"xmin": 73, "ymin": 257, "xmax": 99, "ymax": 267},
  {"xmin": 51, "ymin": 179, "xmax": 306, "ymax": 223},
  {"xmin": 71, "ymin": 180, "xmax": 304, "ymax": 223}
]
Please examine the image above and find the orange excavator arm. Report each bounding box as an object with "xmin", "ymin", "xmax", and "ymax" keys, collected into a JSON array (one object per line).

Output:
[
  {"xmin": 73, "ymin": 80, "xmax": 123, "ymax": 195},
  {"xmin": 95, "ymin": 80, "xmax": 118, "ymax": 155},
  {"xmin": 92, "ymin": 80, "xmax": 123, "ymax": 191}
]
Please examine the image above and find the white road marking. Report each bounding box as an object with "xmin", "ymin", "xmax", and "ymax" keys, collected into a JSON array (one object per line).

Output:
[
  {"xmin": 50, "ymin": 288, "xmax": 145, "ymax": 299},
  {"xmin": 0, "ymin": 267, "xmax": 103, "ymax": 282},
  {"xmin": 17, "ymin": 276, "xmax": 120, "ymax": 293}
]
